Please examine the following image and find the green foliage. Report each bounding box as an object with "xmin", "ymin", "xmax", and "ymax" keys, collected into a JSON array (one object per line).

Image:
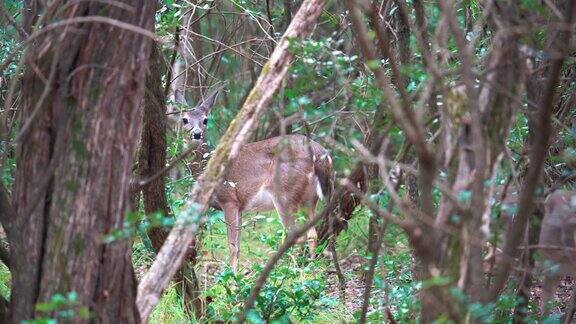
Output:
[
  {"xmin": 24, "ymin": 292, "xmax": 90, "ymax": 324},
  {"xmin": 149, "ymin": 284, "xmax": 191, "ymax": 323},
  {"xmin": 103, "ymin": 211, "xmax": 175, "ymax": 243},
  {"xmin": 0, "ymin": 2, "xmax": 22, "ymax": 189},
  {"xmin": 205, "ymin": 259, "xmax": 336, "ymax": 322},
  {"xmin": 0, "ymin": 0, "xmax": 23, "ymax": 77},
  {"xmin": 155, "ymin": 1, "xmax": 184, "ymax": 36},
  {"xmin": 0, "ymin": 142, "xmax": 16, "ymax": 188},
  {"xmin": 0, "ymin": 261, "xmax": 10, "ymax": 300}
]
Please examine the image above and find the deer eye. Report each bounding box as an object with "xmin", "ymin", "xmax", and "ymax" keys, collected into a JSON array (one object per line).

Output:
[
  {"xmin": 182, "ymin": 117, "xmax": 189, "ymax": 125},
  {"xmin": 203, "ymin": 118, "xmax": 208, "ymax": 125}
]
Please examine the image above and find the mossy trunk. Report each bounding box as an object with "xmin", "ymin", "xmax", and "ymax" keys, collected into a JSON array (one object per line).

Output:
[{"xmin": 8, "ymin": 1, "xmax": 155, "ymax": 322}]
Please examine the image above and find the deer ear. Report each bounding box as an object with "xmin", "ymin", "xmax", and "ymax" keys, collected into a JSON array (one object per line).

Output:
[
  {"xmin": 175, "ymin": 90, "xmax": 188, "ymax": 106},
  {"xmin": 196, "ymin": 90, "xmax": 219, "ymax": 113}
]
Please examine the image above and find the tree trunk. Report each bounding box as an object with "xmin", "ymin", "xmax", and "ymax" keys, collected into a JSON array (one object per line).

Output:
[
  {"xmin": 8, "ymin": 1, "xmax": 155, "ymax": 322},
  {"xmin": 137, "ymin": 43, "xmax": 204, "ymax": 319}
]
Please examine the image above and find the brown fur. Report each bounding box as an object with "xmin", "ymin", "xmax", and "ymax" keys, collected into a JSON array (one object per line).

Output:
[
  {"xmin": 212, "ymin": 135, "xmax": 331, "ymax": 212},
  {"xmin": 210, "ymin": 134, "xmax": 332, "ymax": 269}
]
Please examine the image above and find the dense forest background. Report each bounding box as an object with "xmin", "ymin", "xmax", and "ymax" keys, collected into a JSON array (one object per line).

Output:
[{"xmin": 0, "ymin": 0, "xmax": 575, "ymax": 323}]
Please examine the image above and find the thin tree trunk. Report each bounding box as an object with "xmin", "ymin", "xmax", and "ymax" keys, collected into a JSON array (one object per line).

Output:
[{"xmin": 137, "ymin": 43, "xmax": 204, "ymax": 319}]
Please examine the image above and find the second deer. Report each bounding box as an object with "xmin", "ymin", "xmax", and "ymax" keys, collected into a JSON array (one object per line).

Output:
[{"xmin": 177, "ymin": 90, "xmax": 333, "ymax": 270}]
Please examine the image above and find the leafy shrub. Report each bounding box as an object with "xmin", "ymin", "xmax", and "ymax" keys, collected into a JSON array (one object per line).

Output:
[{"xmin": 205, "ymin": 260, "xmax": 337, "ymax": 323}]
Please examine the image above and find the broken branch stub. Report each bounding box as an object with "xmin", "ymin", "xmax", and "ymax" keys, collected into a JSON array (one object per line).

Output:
[{"xmin": 135, "ymin": 0, "xmax": 326, "ymax": 320}]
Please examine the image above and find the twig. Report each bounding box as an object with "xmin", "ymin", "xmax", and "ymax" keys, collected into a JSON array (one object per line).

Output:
[
  {"xmin": 168, "ymin": 38, "xmax": 266, "ymax": 86},
  {"xmin": 183, "ymin": 28, "xmax": 264, "ymax": 67},
  {"xmin": 359, "ymin": 143, "xmax": 401, "ymax": 324},
  {"xmin": 328, "ymin": 238, "xmax": 346, "ymax": 303},
  {"xmin": 360, "ymin": 216, "xmax": 388, "ymax": 324},
  {"xmin": 164, "ymin": 27, "xmax": 181, "ymax": 99},
  {"xmin": 328, "ymin": 205, "xmax": 346, "ymax": 305},
  {"xmin": 24, "ymin": 16, "xmax": 163, "ymax": 47},
  {"xmin": 265, "ymin": 0, "xmax": 274, "ymax": 33},
  {"xmin": 136, "ymin": 143, "xmax": 205, "ymax": 189},
  {"xmin": 344, "ymin": 0, "xmax": 430, "ymax": 160}
]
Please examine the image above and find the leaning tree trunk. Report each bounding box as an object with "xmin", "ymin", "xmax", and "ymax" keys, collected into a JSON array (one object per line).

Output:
[{"xmin": 7, "ymin": 1, "xmax": 155, "ymax": 322}]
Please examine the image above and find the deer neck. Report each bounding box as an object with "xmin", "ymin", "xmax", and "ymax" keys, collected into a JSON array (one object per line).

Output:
[{"xmin": 188, "ymin": 139, "xmax": 212, "ymax": 179}]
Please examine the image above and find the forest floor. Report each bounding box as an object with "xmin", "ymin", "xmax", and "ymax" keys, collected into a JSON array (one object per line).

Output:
[
  {"xmin": 323, "ymin": 254, "xmax": 383, "ymax": 313},
  {"xmin": 320, "ymin": 256, "xmax": 576, "ymax": 321},
  {"xmin": 135, "ymin": 246, "xmax": 576, "ymax": 322},
  {"xmin": 196, "ymin": 252, "xmax": 389, "ymax": 317},
  {"xmin": 132, "ymin": 210, "xmax": 576, "ymax": 322},
  {"xmin": 531, "ymin": 276, "xmax": 575, "ymax": 320}
]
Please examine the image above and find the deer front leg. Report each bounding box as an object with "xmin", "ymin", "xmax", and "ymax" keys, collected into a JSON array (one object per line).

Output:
[{"xmin": 223, "ymin": 204, "xmax": 241, "ymax": 271}]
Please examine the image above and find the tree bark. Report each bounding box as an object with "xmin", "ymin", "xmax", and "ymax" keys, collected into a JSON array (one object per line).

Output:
[
  {"xmin": 8, "ymin": 1, "xmax": 155, "ymax": 322},
  {"xmin": 136, "ymin": 43, "xmax": 204, "ymax": 319}
]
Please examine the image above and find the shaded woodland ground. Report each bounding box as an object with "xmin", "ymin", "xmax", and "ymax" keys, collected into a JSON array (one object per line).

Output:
[{"xmin": 1, "ymin": 0, "xmax": 576, "ymax": 323}]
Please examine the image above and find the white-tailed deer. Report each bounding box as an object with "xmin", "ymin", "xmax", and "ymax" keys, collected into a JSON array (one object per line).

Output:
[
  {"xmin": 538, "ymin": 190, "xmax": 576, "ymax": 319},
  {"xmin": 177, "ymin": 90, "xmax": 333, "ymax": 270}
]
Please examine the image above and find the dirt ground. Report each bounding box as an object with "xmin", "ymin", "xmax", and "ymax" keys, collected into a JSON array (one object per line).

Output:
[{"xmin": 322, "ymin": 254, "xmax": 576, "ymax": 322}]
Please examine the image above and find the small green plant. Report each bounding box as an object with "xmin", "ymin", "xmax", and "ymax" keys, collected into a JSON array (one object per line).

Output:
[{"xmin": 24, "ymin": 291, "xmax": 90, "ymax": 323}]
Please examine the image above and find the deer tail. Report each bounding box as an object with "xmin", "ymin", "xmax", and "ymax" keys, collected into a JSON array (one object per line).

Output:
[{"xmin": 314, "ymin": 153, "xmax": 333, "ymax": 201}]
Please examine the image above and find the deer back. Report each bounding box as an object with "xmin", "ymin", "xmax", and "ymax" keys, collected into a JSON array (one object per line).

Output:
[{"xmin": 212, "ymin": 134, "xmax": 332, "ymax": 212}]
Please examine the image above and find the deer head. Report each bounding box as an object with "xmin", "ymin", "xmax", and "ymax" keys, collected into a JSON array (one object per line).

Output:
[{"xmin": 177, "ymin": 90, "xmax": 219, "ymax": 141}]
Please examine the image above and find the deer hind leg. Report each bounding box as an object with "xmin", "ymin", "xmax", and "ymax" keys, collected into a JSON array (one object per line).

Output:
[
  {"xmin": 270, "ymin": 196, "xmax": 305, "ymax": 244},
  {"xmin": 304, "ymin": 200, "xmax": 318, "ymax": 259},
  {"xmin": 223, "ymin": 204, "xmax": 241, "ymax": 271}
]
